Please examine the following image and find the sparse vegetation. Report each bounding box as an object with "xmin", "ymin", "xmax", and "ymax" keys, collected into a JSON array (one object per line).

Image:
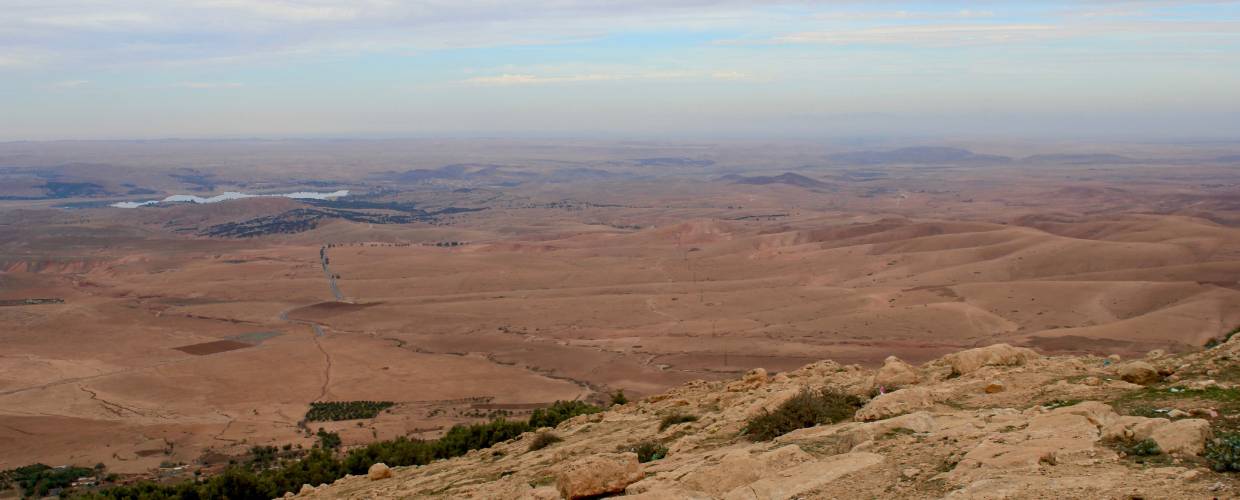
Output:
[
  {"xmin": 203, "ymin": 206, "xmax": 485, "ymax": 238},
  {"xmin": 305, "ymin": 401, "xmax": 396, "ymax": 422},
  {"xmin": 528, "ymin": 400, "xmax": 601, "ymax": 428},
  {"xmin": 315, "ymin": 429, "xmax": 342, "ymax": 450},
  {"xmin": 527, "ymin": 432, "xmax": 562, "ymax": 452},
  {"xmin": 629, "ymin": 441, "xmax": 669, "ymax": 463},
  {"xmin": 1205, "ymin": 326, "xmax": 1240, "ymax": 349},
  {"xmin": 743, "ymin": 387, "xmax": 862, "ymax": 441},
  {"xmin": 610, "ymin": 390, "xmax": 629, "ymax": 406},
  {"xmin": 880, "ymin": 427, "xmax": 916, "ymax": 440},
  {"xmin": 1206, "ymin": 432, "xmax": 1240, "ymax": 472},
  {"xmin": 1, "ymin": 464, "xmax": 96, "ymax": 498},
  {"xmin": 1121, "ymin": 438, "xmax": 1162, "ymax": 457},
  {"xmin": 78, "ymin": 401, "xmax": 605, "ymax": 500},
  {"xmin": 1040, "ymin": 398, "xmax": 1083, "ymax": 410},
  {"xmin": 658, "ymin": 413, "xmax": 698, "ymax": 431},
  {"xmin": 1112, "ymin": 385, "xmax": 1240, "ymax": 432},
  {"xmin": 1116, "ymin": 385, "xmax": 1240, "ymax": 404},
  {"xmin": 1103, "ymin": 436, "xmax": 1172, "ymax": 466}
]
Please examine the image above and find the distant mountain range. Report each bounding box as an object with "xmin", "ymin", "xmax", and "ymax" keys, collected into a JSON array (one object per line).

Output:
[
  {"xmin": 822, "ymin": 147, "xmax": 1240, "ymax": 166},
  {"xmin": 717, "ymin": 172, "xmax": 833, "ymax": 189},
  {"xmin": 826, "ymin": 147, "xmax": 1011, "ymax": 165},
  {"xmin": 1021, "ymin": 154, "xmax": 1137, "ymax": 164}
]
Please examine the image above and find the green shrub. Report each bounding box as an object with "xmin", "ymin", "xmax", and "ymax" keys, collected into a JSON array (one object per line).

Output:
[
  {"xmin": 658, "ymin": 413, "xmax": 698, "ymax": 431},
  {"xmin": 2, "ymin": 463, "xmax": 94, "ymax": 498},
  {"xmin": 246, "ymin": 445, "xmax": 280, "ymax": 469},
  {"xmin": 1124, "ymin": 438, "xmax": 1162, "ymax": 457},
  {"xmin": 1206, "ymin": 432, "xmax": 1240, "ymax": 472},
  {"xmin": 527, "ymin": 432, "xmax": 562, "ymax": 452},
  {"xmin": 1206, "ymin": 326, "xmax": 1240, "ymax": 349},
  {"xmin": 1040, "ymin": 399, "xmax": 1083, "ymax": 410},
  {"xmin": 315, "ymin": 429, "xmax": 342, "ymax": 450},
  {"xmin": 743, "ymin": 387, "xmax": 862, "ymax": 441},
  {"xmin": 629, "ymin": 441, "xmax": 668, "ymax": 463},
  {"xmin": 528, "ymin": 400, "xmax": 601, "ymax": 429},
  {"xmin": 610, "ymin": 390, "xmax": 629, "ymax": 406},
  {"xmin": 433, "ymin": 418, "xmax": 528, "ymax": 459}
]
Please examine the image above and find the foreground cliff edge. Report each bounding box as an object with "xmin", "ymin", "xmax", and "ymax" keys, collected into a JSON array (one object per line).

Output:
[{"xmin": 304, "ymin": 340, "xmax": 1240, "ymax": 499}]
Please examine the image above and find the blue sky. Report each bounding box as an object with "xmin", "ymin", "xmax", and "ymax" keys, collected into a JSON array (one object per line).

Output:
[{"xmin": 2, "ymin": 0, "xmax": 1239, "ymax": 140}]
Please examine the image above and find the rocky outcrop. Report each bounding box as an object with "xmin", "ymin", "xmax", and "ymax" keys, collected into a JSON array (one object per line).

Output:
[
  {"xmin": 721, "ymin": 452, "xmax": 883, "ymax": 499},
  {"xmin": 305, "ymin": 343, "xmax": 1238, "ymax": 499}
]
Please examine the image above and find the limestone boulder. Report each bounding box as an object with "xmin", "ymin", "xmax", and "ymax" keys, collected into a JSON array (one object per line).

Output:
[
  {"xmin": 1118, "ymin": 361, "xmax": 1161, "ymax": 385},
  {"xmin": 1046, "ymin": 401, "xmax": 1119, "ymax": 428},
  {"xmin": 744, "ymin": 367, "xmax": 768, "ymax": 383},
  {"xmin": 1151, "ymin": 419, "xmax": 1211, "ymax": 455},
  {"xmin": 1102, "ymin": 416, "xmax": 1171, "ymax": 442},
  {"xmin": 872, "ymin": 355, "xmax": 921, "ymax": 390},
  {"xmin": 942, "ymin": 344, "xmax": 1039, "ymax": 376},
  {"xmin": 555, "ymin": 453, "xmax": 644, "ymax": 499},
  {"xmin": 855, "ymin": 386, "xmax": 937, "ymax": 421},
  {"xmin": 366, "ymin": 462, "xmax": 392, "ymax": 480}
]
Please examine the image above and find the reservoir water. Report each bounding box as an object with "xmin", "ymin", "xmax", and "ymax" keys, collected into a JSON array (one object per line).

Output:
[{"xmin": 111, "ymin": 190, "xmax": 348, "ymax": 208}]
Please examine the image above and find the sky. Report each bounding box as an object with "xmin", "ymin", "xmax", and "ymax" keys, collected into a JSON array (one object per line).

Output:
[{"xmin": 2, "ymin": 0, "xmax": 1239, "ymax": 140}]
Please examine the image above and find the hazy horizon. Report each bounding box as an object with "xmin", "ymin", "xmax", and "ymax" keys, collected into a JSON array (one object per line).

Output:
[{"xmin": 3, "ymin": 0, "xmax": 1239, "ymax": 141}]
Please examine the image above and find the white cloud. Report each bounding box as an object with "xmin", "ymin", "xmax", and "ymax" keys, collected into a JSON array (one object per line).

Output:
[
  {"xmin": 199, "ymin": 0, "xmax": 361, "ymax": 22},
  {"xmin": 27, "ymin": 12, "xmax": 156, "ymax": 29},
  {"xmin": 710, "ymin": 70, "xmax": 750, "ymax": 81},
  {"xmin": 464, "ymin": 73, "xmax": 633, "ymax": 85},
  {"xmin": 465, "ymin": 74, "xmax": 553, "ymax": 85},
  {"xmin": 0, "ymin": 55, "xmax": 29, "ymax": 67},
  {"xmin": 769, "ymin": 24, "xmax": 1060, "ymax": 46},
  {"xmin": 51, "ymin": 80, "xmax": 90, "ymax": 88},
  {"xmin": 174, "ymin": 81, "xmax": 245, "ymax": 88},
  {"xmin": 462, "ymin": 69, "xmax": 750, "ymax": 86},
  {"xmin": 813, "ymin": 9, "xmax": 995, "ymax": 21},
  {"xmin": 0, "ymin": 0, "xmax": 777, "ymax": 69}
]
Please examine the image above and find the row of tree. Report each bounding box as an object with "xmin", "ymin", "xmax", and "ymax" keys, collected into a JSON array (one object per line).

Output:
[
  {"xmin": 73, "ymin": 400, "xmax": 603, "ymax": 499},
  {"xmin": 304, "ymin": 401, "xmax": 396, "ymax": 422},
  {"xmin": 1, "ymin": 463, "xmax": 99, "ymax": 498}
]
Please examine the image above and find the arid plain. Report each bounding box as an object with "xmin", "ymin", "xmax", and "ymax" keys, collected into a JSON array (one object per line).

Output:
[{"xmin": 1, "ymin": 139, "xmax": 1238, "ymax": 475}]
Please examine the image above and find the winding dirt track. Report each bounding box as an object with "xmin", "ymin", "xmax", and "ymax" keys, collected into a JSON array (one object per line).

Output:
[{"xmin": 275, "ymin": 246, "xmax": 342, "ymax": 402}]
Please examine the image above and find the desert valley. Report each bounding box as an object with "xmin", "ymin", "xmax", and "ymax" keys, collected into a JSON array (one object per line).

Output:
[{"xmin": 1, "ymin": 139, "xmax": 1238, "ymax": 494}]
